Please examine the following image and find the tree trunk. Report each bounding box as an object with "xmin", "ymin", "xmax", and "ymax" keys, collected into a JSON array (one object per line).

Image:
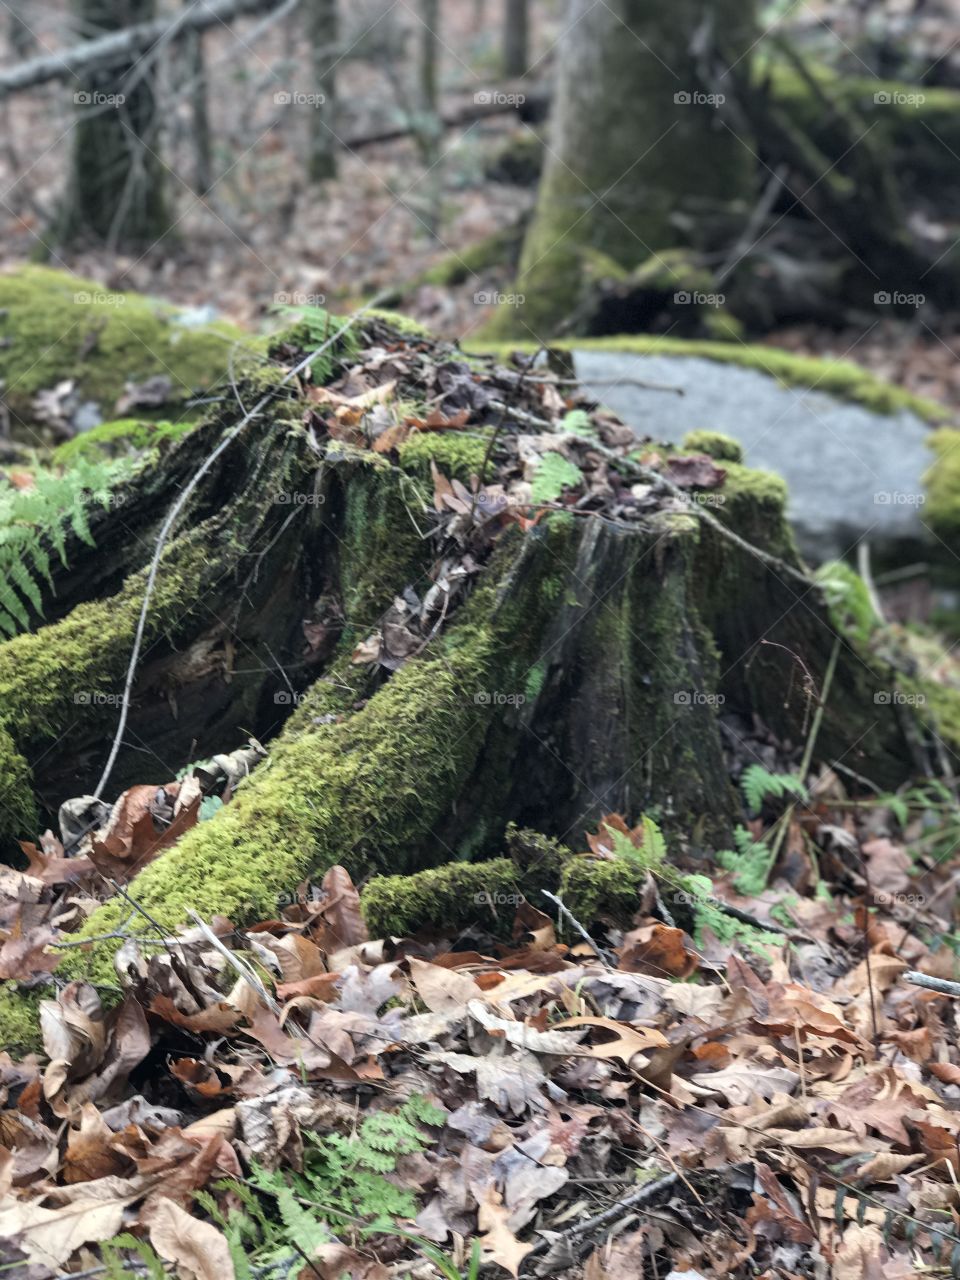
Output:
[
  {"xmin": 306, "ymin": 0, "xmax": 338, "ymax": 183},
  {"xmin": 8, "ymin": 5, "xmax": 35, "ymax": 57},
  {"xmin": 501, "ymin": 0, "xmax": 757, "ymax": 335},
  {"xmin": 54, "ymin": 0, "xmax": 171, "ymax": 249},
  {"xmin": 181, "ymin": 0, "xmax": 213, "ymax": 195},
  {"xmin": 0, "ymin": 304, "xmax": 944, "ymax": 1043},
  {"xmin": 502, "ymin": 0, "xmax": 528, "ymax": 78},
  {"xmin": 419, "ymin": 0, "xmax": 439, "ymax": 116}
]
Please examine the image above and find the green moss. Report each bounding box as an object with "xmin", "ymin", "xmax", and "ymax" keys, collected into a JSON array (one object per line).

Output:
[
  {"xmin": 769, "ymin": 63, "xmax": 960, "ymax": 197},
  {"xmin": 0, "ymin": 723, "xmax": 36, "ymax": 843},
  {"xmin": 421, "ymin": 227, "xmax": 524, "ymax": 287},
  {"xmin": 52, "ymin": 417, "xmax": 195, "ymax": 463},
  {"xmin": 924, "ymin": 429, "xmax": 960, "ymax": 541},
  {"xmin": 0, "ymin": 985, "xmax": 43, "ymax": 1055},
  {"xmin": 682, "ymin": 431, "xmax": 744, "ymax": 464},
  {"xmin": 362, "ymin": 857, "xmax": 520, "ymax": 937},
  {"xmin": 524, "ymin": 661, "xmax": 547, "ymax": 702},
  {"xmin": 339, "ymin": 463, "xmax": 430, "ymax": 626},
  {"xmin": 0, "ymin": 527, "xmax": 221, "ymax": 752},
  {"xmin": 59, "ymin": 628, "xmax": 498, "ymax": 988},
  {"xmin": 361, "ymin": 309, "xmax": 433, "ymax": 340},
  {"xmin": 468, "ymin": 336, "xmax": 946, "ymax": 423},
  {"xmin": 0, "ymin": 267, "xmax": 249, "ymax": 430},
  {"xmin": 718, "ymin": 461, "xmax": 789, "ymax": 516},
  {"xmin": 398, "ymin": 429, "xmax": 494, "ymax": 483},
  {"xmin": 559, "ymin": 856, "xmax": 649, "ymax": 924}
]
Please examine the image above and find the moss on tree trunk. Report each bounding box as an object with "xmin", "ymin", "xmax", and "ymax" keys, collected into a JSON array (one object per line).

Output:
[
  {"xmin": 55, "ymin": 0, "xmax": 171, "ymax": 248},
  {"xmin": 491, "ymin": 0, "xmax": 757, "ymax": 336}
]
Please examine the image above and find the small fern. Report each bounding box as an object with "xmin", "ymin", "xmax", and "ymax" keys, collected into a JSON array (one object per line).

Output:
[
  {"xmin": 0, "ymin": 457, "xmax": 133, "ymax": 639},
  {"xmin": 716, "ymin": 825, "xmax": 776, "ymax": 896},
  {"xmin": 680, "ymin": 871, "xmax": 780, "ymax": 955},
  {"xmin": 740, "ymin": 764, "xmax": 807, "ymax": 815},
  {"xmin": 530, "ymin": 451, "xmax": 583, "ymax": 503},
  {"xmin": 100, "ymin": 1234, "xmax": 165, "ymax": 1280},
  {"xmin": 273, "ymin": 304, "xmax": 360, "ymax": 382},
  {"xmin": 296, "ymin": 1095, "xmax": 445, "ymax": 1227}
]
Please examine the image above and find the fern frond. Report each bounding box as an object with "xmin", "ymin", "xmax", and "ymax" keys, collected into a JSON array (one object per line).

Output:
[
  {"xmin": 716, "ymin": 826, "xmax": 776, "ymax": 895},
  {"xmin": 740, "ymin": 764, "xmax": 806, "ymax": 814},
  {"xmin": 100, "ymin": 1234, "xmax": 165, "ymax": 1280},
  {"xmin": 0, "ymin": 458, "xmax": 133, "ymax": 640}
]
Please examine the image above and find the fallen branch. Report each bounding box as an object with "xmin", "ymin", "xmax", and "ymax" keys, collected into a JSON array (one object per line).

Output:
[
  {"xmin": 902, "ymin": 971, "xmax": 960, "ymax": 998},
  {"xmin": 0, "ymin": 0, "xmax": 312, "ymax": 97},
  {"xmin": 525, "ymin": 1171, "xmax": 680, "ymax": 1265}
]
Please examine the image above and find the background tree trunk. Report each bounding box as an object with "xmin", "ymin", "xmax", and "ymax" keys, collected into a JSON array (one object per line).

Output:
[
  {"xmin": 55, "ymin": 0, "xmax": 171, "ymax": 249},
  {"xmin": 502, "ymin": 0, "xmax": 528, "ymax": 78},
  {"xmin": 8, "ymin": 5, "xmax": 36, "ymax": 57},
  {"xmin": 307, "ymin": 0, "xmax": 338, "ymax": 182},
  {"xmin": 504, "ymin": 0, "xmax": 757, "ymax": 335},
  {"xmin": 181, "ymin": 0, "xmax": 213, "ymax": 195}
]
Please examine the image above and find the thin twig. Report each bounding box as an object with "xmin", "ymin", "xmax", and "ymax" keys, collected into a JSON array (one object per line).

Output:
[
  {"xmin": 187, "ymin": 909, "xmax": 281, "ymax": 1013},
  {"xmin": 524, "ymin": 1171, "xmax": 681, "ymax": 1261},
  {"xmin": 903, "ymin": 971, "xmax": 960, "ymax": 998},
  {"xmin": 541, "ymin": 890, "xmax": 614, "ymax": 968}
]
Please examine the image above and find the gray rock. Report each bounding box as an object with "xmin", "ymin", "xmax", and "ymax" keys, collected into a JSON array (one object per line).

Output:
[{"xmin": 572, "ymin": 349, "xmax": 934, "ymax": 563}]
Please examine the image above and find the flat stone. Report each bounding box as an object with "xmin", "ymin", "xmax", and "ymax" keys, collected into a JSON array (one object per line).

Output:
[{"xmin": 573, "ymin": 349, "xmax": 933, "ymax": 562}]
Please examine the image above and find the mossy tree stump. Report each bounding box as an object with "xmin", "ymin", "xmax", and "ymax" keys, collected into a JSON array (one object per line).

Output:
[{"xmin": 0, "ymin": 314, "xmax": 939, "ymax": 1044}]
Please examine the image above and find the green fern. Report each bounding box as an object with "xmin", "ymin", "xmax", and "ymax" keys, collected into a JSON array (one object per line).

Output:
[
  {"xmin": 530, "ymin": 451, "xmax": 583, "ymax": 503},
  {"xmin": 0, "ymin": 457, "xmax": 133, "ymax": 639},
  {"xmin": 273, "ymin": 304, "xmax": 360, "ymax": 382},
  {"xmin": 740, "ymin": 764, "xmax": 807, "ymax": 815},
  {"xmin": 249, "ymin": 1164, "xmax": 330, "ymax": 1255},
  {"xmin": 716, "ymin": 825, "xmax": 776, "ymax": 896},
  {"xmin": 100, "ymin": 1234, "xmax": 165, "ymax": 1280},
  {"xmin": 680, "ymin": 872, "xmax": 780, "ymax": 956},
  {"xmin": 297, "ymin": 1096, "xmax": 445, "ymax": 1226}
]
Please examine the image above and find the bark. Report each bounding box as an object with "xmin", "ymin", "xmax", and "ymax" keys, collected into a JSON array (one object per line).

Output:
[
  {"xmin": 180, "ymin": 1, "xmax": 213, "ymax": 195},
  {"xmin": 306, "ymin": 0, "xmax": 338, "ymax": 182},
  {"xmin": 502, "ymin": 0, "xmax": 758, "ymax": 335},
  {"xmin": 54, "ymin": 0, "xmax": 171, "ymax": 249},
  {"xmin": 502, "ymin": 0, "xmax": 528, "ymax": 78}
]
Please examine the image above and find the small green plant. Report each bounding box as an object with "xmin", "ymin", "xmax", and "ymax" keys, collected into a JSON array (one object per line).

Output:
[
  {"xmin": 530, "ymin": 451, "xmax": 583, "ymax": 503},
  {"xmin": 740, "ymin": 764, "xmax": 807, "ymax": 815},
  {"xmin": 815, "ymin": 560, "xmax": 879, "ymax": 648},
  {"xmin": 716, "ymin": 825, "xmax": 776, "ymax": 896},
  {"xmin": 0, "ymin": 457, "xmax": 133, "ymax": 638},
  {"xmin": 272, "ymin": 303, "xmax": 359, "ymax": 382},
  {"xmin": 606, "ymin": 815, "xmax": 776, "ymax": 955},
  {"xmin": 102, "ymin": 1096, "xmax": 460, "ymax": 1277},
  {"xmin": 559, "ymin": 408, "xmax": 596, "ymax": 437}
]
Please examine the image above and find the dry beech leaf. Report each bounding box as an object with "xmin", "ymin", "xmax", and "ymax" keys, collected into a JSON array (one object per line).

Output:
[
  {"xmin": 0, "ymin": 1184, "xmax": 138, "ymax": 1268},
  {"xmin": 148, "ymin": 1196, "xmax": 236, "ymax": 1280},
  {"xmin": 409, "ymin": 956, "xmax": 479, "ymax": 1013}
]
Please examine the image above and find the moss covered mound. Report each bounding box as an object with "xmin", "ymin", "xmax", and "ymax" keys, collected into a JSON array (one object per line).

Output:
[
  {"xmin": 466, "ymin": 335, "xmax": 946, "ymax": 423},
  {"xmin": 0, "ymin": 267, "xmax": 251, "ymax": 434}
]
